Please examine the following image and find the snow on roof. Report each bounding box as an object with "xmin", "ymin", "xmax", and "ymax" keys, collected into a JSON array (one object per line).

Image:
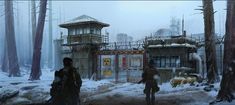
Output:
[
  {"xmin": 148, "ymin": 43, "xmax": 196, "ymax": 48},
  {"xmin": 65, "ymin": 15, "xmax": 98, "ymax": 23},
  {"xmin": 60, "ymin": 15, "xmax": 109, "ymax": 28}
]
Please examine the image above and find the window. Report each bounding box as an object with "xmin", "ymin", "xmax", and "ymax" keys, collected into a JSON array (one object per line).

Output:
[
  {"xmin": 170, "ymin": 56, "xmax": 176, "ymax": 67},
  {"xmin": 83, "ymin": 28, "xmax": 89, "ymax": 34},
  {"xmin": 83, "ymin": 28, "xmax": 87, "ymax": 34},
  {"xmin": 86, "ymin": 27, "xmax": 90, "ymax": 34},
  {"xmin": 68, "ymin": 28, "xmax": 75, "ymax": 35},
  {"xmin": 160, "ymin": 57, "xmax": 166, "ymax": 67},
  {"xmin": 176, "ymin": 57, "xmax": 180, "ymax": 67},
  {"xmin": 82, "ymin": 28, "xmax": 85, "ymax": 34},
  {"xmin": 165, "ymin": 57, "xmax": 170, "ymax": 67},
  {"xmin": 76, "ymin": 28, "xmax": 81, "ymax": 35},
  {"xmin": 90, "ymin": 28, "xmax": 94, "ymax": 34},
  {"xmin": 170, "ymin": 56, "xmax": 180, "ymax": 67},
  {"xmin": 153, "ymin": 56, "xmax": 180, "ymax": 68},
  {"xmin": 96, "ymin": 29, "xmax": 101, "ymax": 35},
  {"xmin": 156, "ymin": 57, "xmax": 161, "ymax": 67}
]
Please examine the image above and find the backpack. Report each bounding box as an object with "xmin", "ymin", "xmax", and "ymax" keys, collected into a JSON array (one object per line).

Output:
[{"xmin": 50, "ymin": 70, "xmax": 64, "ymax": 97}]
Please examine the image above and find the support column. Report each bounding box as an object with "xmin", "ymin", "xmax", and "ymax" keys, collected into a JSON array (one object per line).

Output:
[
  {"xmin": 53, "ymin": 39, "xmax": 63, "ymax": 70},
  {"xmin": 114, "ymin": 42, "xmax": 119, "ymax": 83}
]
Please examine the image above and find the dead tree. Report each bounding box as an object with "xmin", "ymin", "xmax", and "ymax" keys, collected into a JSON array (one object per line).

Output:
[
  {"xmin": 28, "ymin": 1, "xmax": 32, "ymax": 65},
  {"xmin": 48, "ymin": 0, "xmax": 53, "ymax": 68},
  {"xmin": 217, "ymin": 0, "xmax": 235, "ymax": 102},
  {"xmin": 29, "ymin": 0, "xmax": 48, "ymax": 80},
  {"xmin": 31, "ymin": 0, "xmax": 36, "ymax": 46},
  {"xmin": 2, "ymin": 42, "xmax": 8, "ymax": 72},
  {"xmin": 4, "ymin": 0, "xmax": 20, "ymax": 76},
  {"xmin": 202, "ymin": 0, "xmax": 218, "ymax": 83},
  {"xmin": 0, "ymin": 2, "xmax": 8, "ymax": 72}
]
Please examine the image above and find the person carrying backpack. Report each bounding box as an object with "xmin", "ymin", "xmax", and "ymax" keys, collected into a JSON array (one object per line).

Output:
[
  {"xmin": 50, "ymin": 57, "xmax": 82, "ymax": 105},
  {"xmin": 139, "ymin": 59, "xmax": 160, "ymax": 105}
]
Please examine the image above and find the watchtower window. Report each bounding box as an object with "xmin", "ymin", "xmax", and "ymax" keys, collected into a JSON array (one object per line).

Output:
[
  {"xmin": 68, "ymin": 28, "xmax": 76, "ymax": 35},
  {"xmin": 90, "ymin": 28, "xmax": 94, "ymax": 34},
  {"xmin": 84, "ymin": 28, "xmax": 90, "ymax": 34},
  {"xmin": 76, "ymin": 28, "xmax": 82, "ymax": 35},
  {"xmin": 96, "ymin": 29, "xmax": 101, "ymax": 35}
]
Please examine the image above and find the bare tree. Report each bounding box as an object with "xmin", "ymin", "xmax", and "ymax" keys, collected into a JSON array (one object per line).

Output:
[
  {"xmin": 4, "ymin": 0, "xmax": 20, "ymax": 76},
  {"xmin": 202, "ymin": 0, "xmax": 218, "ymax": 83},
  {"xmin": 31, "ymin": 0, "xmax": 36, "ymax": 46},
  {"xmin": 28, "ymin": 0, "xmax": 32, "ymax": 65},
  {"xmin": 29, "ymin": 0, "xmax": 48, "ymax": 80},
  {"xmin": 15, "ymin": 1, "xmax": 26, "ymax": 66},
  {"xmin": 0, "ymin": 1, "xmax": 8, "ymax": 72},
  {"xmin": 216, "ymin": 0, "xmax": 235, "ymax": 102},
  {"xmin": 48, "ymin": 0, "xmax": 53, "ymax": 68},
  {"xmin": 2, "ymin": 43, "xmax": 8, "ymax": 72}
]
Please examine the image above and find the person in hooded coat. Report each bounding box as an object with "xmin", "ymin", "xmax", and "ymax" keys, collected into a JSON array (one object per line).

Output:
[
  {"xmin": 50, "ymin": 57, "xmax": 82, "ymax": 105},
  {"xmin": 139, "ymin": 59, "xmax": 160, "ymax": 105}
]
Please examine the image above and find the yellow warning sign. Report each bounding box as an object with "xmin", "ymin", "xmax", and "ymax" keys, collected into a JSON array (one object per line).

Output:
[
  {"xmin": 103, "ymin": 70, "xmax": 112, "ymax": 76},
  {"xmin": 103, "ymin": 58, "xmax": 111, "ymax": 66}
]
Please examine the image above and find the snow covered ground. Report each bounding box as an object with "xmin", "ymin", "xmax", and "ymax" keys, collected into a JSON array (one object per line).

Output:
[{"xmin": 0, "ymin": 69, "xmax": 235, "ymax": 105}]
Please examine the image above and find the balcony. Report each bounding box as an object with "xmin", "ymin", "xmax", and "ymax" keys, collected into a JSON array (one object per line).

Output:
[{"xmin": 64, "ymin": 34, "xmax": 109, "ymax": 46}]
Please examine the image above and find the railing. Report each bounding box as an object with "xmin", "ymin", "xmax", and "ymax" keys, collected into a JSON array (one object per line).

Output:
[
  {"xmin": 145, "ymin": 35, "xmax": 201, "ymax": 43},
  {"xmin": 144, "ymin": 35, "xmax": 225, "ymax": 47},
  {"xmin": 62, "ymin": 34, "xmax": 109, "ymax": 45},
  {"xmin": 100, "ymin": 40, "xmax": 144, "ymax": 50}
]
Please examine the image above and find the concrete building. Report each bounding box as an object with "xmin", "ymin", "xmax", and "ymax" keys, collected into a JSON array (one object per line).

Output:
[
  {"xmin": 116, "ymin": 33, "xmax": 133, "ymax": 50},
  {"xmin": 145, "ymin": 35, "xmax": 200, "ymax": 82},
  {"xmin": 59, "ymin": 15, "xmax": 109, "ymax": 78}
]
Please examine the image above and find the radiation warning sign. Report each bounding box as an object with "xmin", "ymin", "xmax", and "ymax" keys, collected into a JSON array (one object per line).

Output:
[{"xmin": 103, "ymin": 58, "xmax": 111, "ymax": 66}]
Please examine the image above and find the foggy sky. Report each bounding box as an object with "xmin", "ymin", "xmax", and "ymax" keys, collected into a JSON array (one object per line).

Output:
[
  {"xmin": 52, "ymin": 1, "xmax": 227, "ymax": 41},
  {"xmin": 1, "ymin": 1, "xmax": 227, "ymax": 42},
  {"xmin": 0, "ymin": 1, "xmax": 227, "ymax": 67}
]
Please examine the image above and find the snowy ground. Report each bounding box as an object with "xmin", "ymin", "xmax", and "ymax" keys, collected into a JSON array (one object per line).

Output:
[{"xmin": 0, "ymin": 69, "xmax": 235, "ymax": 105}]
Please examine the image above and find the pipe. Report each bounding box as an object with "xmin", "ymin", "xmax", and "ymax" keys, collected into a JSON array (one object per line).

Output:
[{"xmin": 190, "ymin": 53, "xmax": 202, "ymax": 77}]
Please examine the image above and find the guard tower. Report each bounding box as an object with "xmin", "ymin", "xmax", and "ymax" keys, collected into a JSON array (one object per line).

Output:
[{"xmin": 59, "ymin": 15, "xmax": 109, "ymax": 78}]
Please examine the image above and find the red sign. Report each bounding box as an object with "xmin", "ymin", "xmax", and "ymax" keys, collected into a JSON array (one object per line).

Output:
[{"xmin": 122, "ymin": 57, "xmax": 127, "ymax": 68}]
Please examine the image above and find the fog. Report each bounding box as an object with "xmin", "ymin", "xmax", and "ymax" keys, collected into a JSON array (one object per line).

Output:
[{"xmin": 0, "ymin": 1, "xmax": 227, "ymax": 69}]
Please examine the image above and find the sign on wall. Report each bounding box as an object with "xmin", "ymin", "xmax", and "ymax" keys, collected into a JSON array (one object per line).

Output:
[
  {"xmin": 122, "ymin": 57, "xmax": 127, "ymax": 68},
  {"xmin": 103, "ymin": 58, "xmax": 111, "ymax": 66},
  {"xmin": 103, "ymin": 70, "xmax": 112, "ymax": 77}
]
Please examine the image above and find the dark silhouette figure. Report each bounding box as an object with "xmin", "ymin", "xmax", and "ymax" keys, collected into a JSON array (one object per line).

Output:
[
  {"xmin": 139, "ymin": 60, "xmax": 160, "ymax": 105},
  {"xmin": 50, "ymin": 57, "xmax": 82, "ymax": 105}
]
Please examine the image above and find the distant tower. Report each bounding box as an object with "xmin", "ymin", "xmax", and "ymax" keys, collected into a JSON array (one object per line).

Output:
[
  {"xmin": 59, "ymin": 15, "xmax": 109, "ymax": 78},
  {"xmin": 116, "ymin": 33, "xmax": 130, "ymax": 49},
  {"xmin": 116, "ymin": 33, "xmax": 128, "ymax": 43},
  {"xmin": 170, "ymin": 17, "xmax": 180, "ymax": 36}
]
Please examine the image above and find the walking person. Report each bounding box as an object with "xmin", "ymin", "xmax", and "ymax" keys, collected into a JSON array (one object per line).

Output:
[
  {"xmin": 50, "ymin": 57, "xmax": 82, "ymax": 105},
  {"xmin": 139, "ymin": 59, "xmax": 160, "ymax": 105}
]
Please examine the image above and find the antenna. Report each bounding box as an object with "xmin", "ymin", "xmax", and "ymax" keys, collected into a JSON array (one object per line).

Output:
[{"xmin": 182, "ymin": 14, "xmax": 184, "ymax": 35}]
